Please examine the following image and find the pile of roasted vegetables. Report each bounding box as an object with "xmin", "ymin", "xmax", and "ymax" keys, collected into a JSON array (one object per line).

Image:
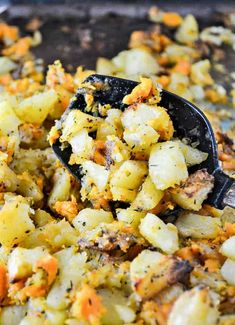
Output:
[{"xmin": 0, "ymin": 7, "xmax": 234, "ymax": 325}]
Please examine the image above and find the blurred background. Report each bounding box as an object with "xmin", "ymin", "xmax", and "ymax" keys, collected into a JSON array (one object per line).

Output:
[{"xmin": 1, "ymin": 0, "xmax": 235, "ymax": 71}]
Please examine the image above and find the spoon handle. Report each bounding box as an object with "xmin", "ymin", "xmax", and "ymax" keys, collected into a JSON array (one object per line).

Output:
[{"xmin": 223, "ymin": 181, "xmax": 235, "ymax": 209}]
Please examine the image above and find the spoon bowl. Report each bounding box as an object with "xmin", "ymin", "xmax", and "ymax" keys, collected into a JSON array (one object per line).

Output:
[{"xmin": 52, "ymin": 74, "xmax": 235, "ymax": 209}]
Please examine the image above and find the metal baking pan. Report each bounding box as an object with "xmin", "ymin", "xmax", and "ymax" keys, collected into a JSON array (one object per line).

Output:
[{"xmin": 1, "ymin": 0, "xmax": 235, "ymax": 71}]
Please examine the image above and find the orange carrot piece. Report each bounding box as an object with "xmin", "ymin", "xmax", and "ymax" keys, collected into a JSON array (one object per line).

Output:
[{"xmin": 35, "ymin": 256, "xmax": 58, "ymax": 286}]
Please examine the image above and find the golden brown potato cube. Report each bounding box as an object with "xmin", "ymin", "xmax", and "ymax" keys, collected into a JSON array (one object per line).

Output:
[{"xmin": 170, "ymin": 169, "xmax": 214, "ymax": 211}]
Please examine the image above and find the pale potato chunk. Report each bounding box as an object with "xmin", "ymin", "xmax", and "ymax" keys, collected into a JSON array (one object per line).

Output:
[
  {"xmin": 139, "ymin": 213, "xmax": 179, "ymax": 254},
  {"xmin": 123, "ymin": 125, "xmax": 159, "ymax": 153},
  {"xmin": 106, "ymin": 135, "xmax": 130, "ymax": 164},
  {"xmin": 175, "ymin": 14, "xmax": 199, "ymax": 44},
  {"xmin": 0, "ymin": 196, "xmax": 35, "ymax": 247},
  {"xmin": 110, "ymin": 187, "xmax": 137, "ymax": 203},
  {"xmin": 0, "ymin": 162, "xmax": 18, "ymax": 192},
  {"xmin": 122, "ymin": 103, "xmax": 173, "ymax": 140},
  {"xmin": 69, "ymin": 129, "xmax": 94, "ymax": 164},
  {"xmin": 110, "ymin": 160, "xmax": 147, "ymax": 190},
  {"xmin": 7, "ymin": 247, "xmax": 48, "ymax": 281},
  {"xmin": 221, "ymin": 258, "xmax": 235, "ymax": 285},
  {"xmin": 177, "ymin": 141, "xmax": 208, "ymax": 167},
  {"xmin": 170, "ymin": 169, "xmax": 214, "ymax": 211},
  {"xmin": 168, "ymin": 286, "xmax": 219, "ymax": 325},
  {"xmin": 48, "ymin": 168, "xmax": 71, "ymax": 210},
  {"xmin": 22, "ymin": 219, "xmax": 78, "ymax": 249},
  {"xmin": 15, "ymin": 89, "xmax": 58, "ymax": 124},
  {"xmin": 0, "ymin": 306, "xmax": 27, "ymax": 325},
  {"xmin": 116, "ymin": 208, "xmax": 145, "ymax": 228},
  {"xmin": 190, "ymin": 59, "xmax": 213, "ymax": 86},
  {"xmin": 96, "ymin": 57, "xmax": 116, "ymax": 75},
  {"xmin": 149, "ymin": 141, "xmax": 188, "ymax": 190},
  {"xmin": 131, "ymin": 176, "xmax": 164, "ymax": 211},
  {"xmin": 47, "ymin": 248, "xmax": 87, "ymax": 310},
  {"xmin": 61, "ymin": 110, "xmax": 101, "ymax": 142},
  {"xmin": 0, "ymin": 100, "xmax": 21, "ymax": 149},
  {"xmin": 220, "ymin": 236, "xmax": 235, "ymax": 260},
  {"xmin": 32, "ymin": 209, "xmax": 54, "ymax": 227},
  {"xmin": 176, "ymin": 212, "xmax": 221, "ymax": 239},
  {"xmin": 82, "ymin": 161, "xmax": 110, "ymax": 191},
  {"xmin": 17, "ymin": 172, "xmax": 43, "ymax": 203},
  {"xmin": 72, "ymin": 208, "xmax": 114, "ymax": 232}
]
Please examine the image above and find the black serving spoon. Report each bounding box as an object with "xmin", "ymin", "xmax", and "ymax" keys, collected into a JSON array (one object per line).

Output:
[{"xmin": 52, "ymin": 74, "xmax": 235, "ymax": 209}]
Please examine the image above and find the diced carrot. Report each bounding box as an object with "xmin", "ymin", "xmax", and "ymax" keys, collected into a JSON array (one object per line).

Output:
[
  {"xmin": 172, "ymin": 60, "xmax": 191, "ymax": 75},
  {"xmin": 159, "ymin": 35, "xmax": 171, "ymax": 47},
  {"xmin": 0, "ymin": 23, "xmax": 19, "ymax": 42},
  {"xmin": 22, "ymin": 284, "xmax": 46, "ymax": 297},
  {"xmin": 0, "ymin": 265, "xmax": 7, "ymax": 301},
  {"xmin": 54, "ymin": 197, "xmax": 79, "ymax": 222},
  {"xmin": 35, "ymin": 255, "xmax": 58, "ymax": 286},
  {"xmin": 157, "ymin": 55, "xmax": 169, "ymax": 66},
  {"xmin": 176, "ymin": 244, "xmax": 200, "ymax": 263},
  {"xmin": 204, "ymin": 258, "xmax": 220, "ymax": 272},
  {"xmin": 72, "ymin": 285, "xmax": 106, "ymax": 325},
  {"xmin": 123, "ymin": 77, "xmax": 153, "ymax": 105},
  {"xmin": 2, "ymin": 37, "xmax": 32, "ymax": 58},
  {"xmin": 0, "ymin": 74, "xmax": 12, "ymax": 86},
  {"xmin": 222, "ymin": 160, "xmax": 235, "ymax": 170},
  {"xmin": 157, "ymin": 75, "xmax": 170, "ymax": 88},
  {"xmin": 162, "ymin": 12, "xmax": 183, "ymax": 28}
]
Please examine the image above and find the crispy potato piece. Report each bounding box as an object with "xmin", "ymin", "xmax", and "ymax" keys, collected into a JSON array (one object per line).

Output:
[
  {"xmin": 130, "ymin": 250, "xmax": 192, "ymax": 299},
  {"xmin": 170, "ymin": 169, "xmax": 214, "ymax": 211},
  {"xmin": 168, "ymin": 286, "xmax": 219, "ymax": 325}
]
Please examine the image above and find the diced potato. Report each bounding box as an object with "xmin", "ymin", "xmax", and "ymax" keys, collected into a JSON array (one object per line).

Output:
[
  {"xmin": 176, "ymin": 212, "xmax": 221, "ymax": 239},
  {"xmin": 139, "ymin": 213, "xmax": 179, "ymax": 254},
  {"xmin": 130, "ymin": 249, "xmax": 191, "ymax": 299},
  {"xmin": 48, "ymin": 168, "xmax": 71, "ymax": 210},
  {"xmin": 17, "ymin": 172, "xmax": 43, "ymax": 203},
  {"xmin": 170, "ymin": 169, "xmax": 214, "ymax": 211},
  {"xmin": 0, "ymin": 196, "xmax": 35, "ymax": 247},
  {"xmin": 61, "ymin": 110, "xmax": 101, "ymax": 142},
  {"xmin": 19, "ymin": 315, "xmax": 45, "ymax": 325},
  {"xmin": 123, "ymin": 125, "xmax": 159, "ymax": 154},
  {"xmin": 219, "ymin": 315, "xmax": 235, "ymax": 325},
  {"xmin": 0, "ymin": 57, "xmax": 17, "ymax": 75},
  {"xmin": 124, "ymin": 48, "xmax": 159, "ymax": 76},
  {"xmin": 114, "ymin": 305, "xmax": 136, "ymax": 324},
  {"xmin": 98, "ymin": 288, "xmax": 133, "ymax": 325},
  {"xmin": 72, "ymin": 208, "xmax": 114, "ymax": 232},
  {"xmin": 116, "ymin": 208, "xmax": 145, "ymax": 228},
  {"xmin": 121, "ymin": 103, "xmax": 173, "ymax": 140},
  {"xmin": 82, "ymin": 161, "xmax": 110, "ymax": 192},
  {"xmin": 96, "ymin": 57, "xmax": 116, "ymax": 75},
  {"xmin": 110, "ymin": 186, "xmax": 137, "ymax": 203},
  {"xmin": 112, "ymin": 50, "xmax": 128, "ymax": 71},
  {"xmin": 0, "ymin": 100, "xmax": 21, "ymax": 148},
  {"xmin": 131, "ymin": 176, "xmax": 164, "ymax": 211},
  {"xmin": 32, "ymin": 209, "xmax": 54, "ymax": 227},
  {"xmin": 69, "ymin": 129, "xmax": 94, "ymax": 164},
  {"xmin": 106, "ymin": 135, "xmax": 130, "ymax": 163},
  {"xmin": 177, "ymin": 141, "xmax": 208, "ymax": 167},
  {"xmin": 149, "ymin": 141, "xmax": 188, "ymax": 190},
  {"xmin": 15, "ymin": 89, "xmax": 58, "ymax": 124},
  {"xmin": 110, "ymin": 160, "xmax": 147, "ymax": 190},
  {"xmin": 96, "ymin": 121, "xmax": 118, "ymax": 140},
  {"xmin": 7, "ymin": 247, "xmax": 48, "ymax": 281},
  {"xmin": 22, "ymin": 220, "xmax": 78, "ymax": 249},
  {"xmin": 0, "ymin": 305, "xmax": 27, "ymax": 325},
  {"xmin": 168, "ymin": 287, "xmax": 219, "ymax": 325},
  {"xmin": 220, "ymin": 236, "xmax": 235, "ymax": 260},
  {"xmin": 175, "ymin": 14, "xmax": 199, "ymax": 44},
  {"xmin": 221, "ymin": 258, "xmax": 235, "ymax": 285},
  {"xmin": 0, "ymin": 161, "xmax": 18, "ymax": 192},
  {"xmin": 47, "ymin": 248, "xmax": 88, "ymax": 310},
  {"xmin": 167, "ymin": 72, "xmax": 193, "ymax": 101},
  {"xmin": 190, "ymin": 60, "xmax": 213, "ymax": 86}
]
